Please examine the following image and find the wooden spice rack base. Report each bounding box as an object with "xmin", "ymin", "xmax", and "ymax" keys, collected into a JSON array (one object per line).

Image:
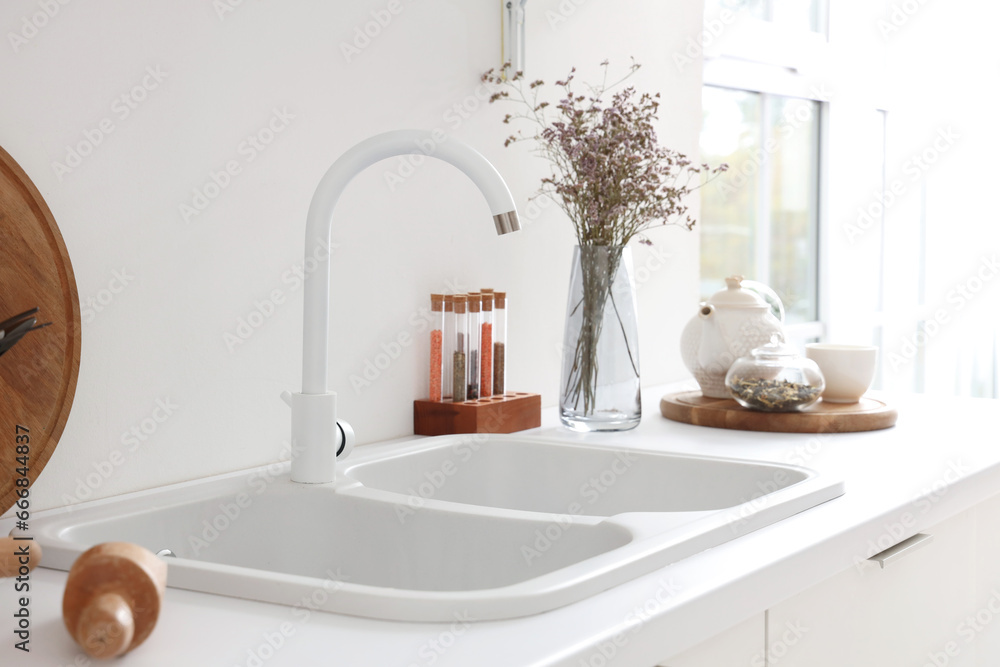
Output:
[{"xmin": 414, "ymin": 392, "xmax": 541, "ymax": 436}]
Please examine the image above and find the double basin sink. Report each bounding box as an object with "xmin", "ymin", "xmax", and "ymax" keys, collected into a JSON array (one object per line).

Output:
[{"xmin": 25, "ymin": 435, "xmax": 844, "ymax": 622}]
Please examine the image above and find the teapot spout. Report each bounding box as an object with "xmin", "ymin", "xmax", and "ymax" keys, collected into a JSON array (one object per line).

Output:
[{"xmin": 697, "ymin": 312, "xmax": 728, "ymax": 374}]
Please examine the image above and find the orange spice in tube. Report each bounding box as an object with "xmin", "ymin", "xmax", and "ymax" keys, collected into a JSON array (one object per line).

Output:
[
  {"xmin": 429, "ymin": 294, "xmax": 444, "ymax": 401},
  {"xmin": 480, "ymin": 291, "xmax": 493, "ymax": 398}
]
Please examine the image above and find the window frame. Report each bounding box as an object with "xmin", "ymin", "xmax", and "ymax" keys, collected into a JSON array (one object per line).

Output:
[{"xmin": 701, "ymin": 60, "xmax": 829, "ymax": 343}]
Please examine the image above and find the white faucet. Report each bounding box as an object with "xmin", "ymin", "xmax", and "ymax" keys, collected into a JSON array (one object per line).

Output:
[{"xmin": 282, "ymin": 130, "xmax": 520, "ymax": 484}]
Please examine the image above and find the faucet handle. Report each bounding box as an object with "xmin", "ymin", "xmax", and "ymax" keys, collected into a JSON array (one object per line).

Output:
[{"xmin": 336, "ymin": 420, "xmax": 355, "ymax": 460}]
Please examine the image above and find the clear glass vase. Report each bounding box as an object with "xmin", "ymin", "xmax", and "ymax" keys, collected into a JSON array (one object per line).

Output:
[{"xmin": 559, "ymin": 245, "xmax": 641, "ymax": 431}]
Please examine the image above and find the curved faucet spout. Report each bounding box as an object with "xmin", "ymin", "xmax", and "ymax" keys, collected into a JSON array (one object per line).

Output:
[{"xmin": 290, "ymin": 130, "xmax": 520, "ymax": 483}]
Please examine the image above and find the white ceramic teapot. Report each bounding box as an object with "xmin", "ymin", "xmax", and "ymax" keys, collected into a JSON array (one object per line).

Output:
[{"xmin": 680, "ymin": 275, "xmax": 785, "ymax": 398}]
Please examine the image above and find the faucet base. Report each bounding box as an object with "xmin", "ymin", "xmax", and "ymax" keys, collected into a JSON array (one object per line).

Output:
[{"xmin": 286, "ymin": 392, "xmax": 352, "ymax": 484}]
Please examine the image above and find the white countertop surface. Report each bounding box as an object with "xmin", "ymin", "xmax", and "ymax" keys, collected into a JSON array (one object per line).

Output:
[{"xmin": 3, "ymin": 382, "xmax": 999, "ymax": 666}]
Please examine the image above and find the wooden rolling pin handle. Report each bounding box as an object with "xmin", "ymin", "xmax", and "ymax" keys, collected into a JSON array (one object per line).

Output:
[
  {"xmin": 63, "ymin": 542, "xmax": 167, "ymax": 659},
  {"xmin": 0, "ymin": 536, "xmax": 42, "ymax": 577},
  {"xmin": 76, "ymin": 592, "xmax": 134, "ymax": 658}
]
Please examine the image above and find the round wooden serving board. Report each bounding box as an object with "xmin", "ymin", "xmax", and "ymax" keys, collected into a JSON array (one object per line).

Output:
[
  {"xmin": 660, "ymin": 390, "xmax": 897, "ymax": 433},
  {"xmin": 0, "ymin": 145, "xmax": 81, "ymax": 515}
]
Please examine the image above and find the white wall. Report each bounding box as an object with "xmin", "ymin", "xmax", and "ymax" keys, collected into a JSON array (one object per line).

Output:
[{"xmin": 0, "ymin": 0, "xmax": 706, "ymax": 511}]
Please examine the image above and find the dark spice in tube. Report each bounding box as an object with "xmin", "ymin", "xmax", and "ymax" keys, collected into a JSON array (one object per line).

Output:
[
  {"xmin": 467, "ymin": 293, "xmax": 481, "ymax": 400},
  {"xmin": 453, "ymin": 349, "xmax": 467, "ymax": 402},
  {"xmin": 452, "ymin": 295, "xmax": 468, "ymax": 402},
  {"xmin": 493, "ymin": 342, "xmax": 505, "ymax": 395}
]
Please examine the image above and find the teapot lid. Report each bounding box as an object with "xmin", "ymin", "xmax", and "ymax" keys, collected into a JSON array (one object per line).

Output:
[
  {"xmin": 751, "ymin": 332, "xmax": 797, "ymax": 359},
  {"xmin": 707, "ymin": 275, "xmax": 769, "ymax": 308}
]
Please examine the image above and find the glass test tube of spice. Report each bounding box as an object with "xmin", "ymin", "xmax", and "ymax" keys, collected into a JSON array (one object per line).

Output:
[
  {"xmin": 429, "ymin": 294, "xmax": 444, "ymax": 401},
  {"xmin": 466, "ymin": 293, "xmax": 481, "ymax": 400},
  {"xmin": 493, "ymin": 291, "xmax": 507, "ymax": 395},
  {"xmin": 480, "ymin": 290, "xmax": 493, "ymax": 398},
  {"xmin": 443, "ymin": 294, "xmax": 455, "ymax": 399},
  {"xmin": 452, "ymin": 294, "xmax": 468, "ymax": 402}
]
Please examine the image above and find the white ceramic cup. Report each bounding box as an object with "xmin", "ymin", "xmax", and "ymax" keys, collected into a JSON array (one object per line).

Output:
[{"xmin": 804, "ymin": 344, "xmax": 878, "ymax": 403}]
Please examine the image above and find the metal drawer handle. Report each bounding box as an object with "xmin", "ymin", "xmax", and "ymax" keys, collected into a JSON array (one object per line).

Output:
[{"xmin": 868, "ymin": 533, "xmax": 934, "ymax": 569}]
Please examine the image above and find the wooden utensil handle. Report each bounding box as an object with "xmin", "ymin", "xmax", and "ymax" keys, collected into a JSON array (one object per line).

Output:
[
  {"xmin": 0, "ymin": 536, "xmax": 41, "ymax": 577},
  {"xmin": 75, "ymin": 592, "xmax": 134, "ymax": 658},
  {"xmin": 63, "ymin": 542, "xmax": 167, "ymax": 659}
]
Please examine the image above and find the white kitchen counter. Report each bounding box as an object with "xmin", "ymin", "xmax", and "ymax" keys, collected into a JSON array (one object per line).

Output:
[{"xmin": 3, "ymin": 382, "xmax": 999, "ymax": 667}]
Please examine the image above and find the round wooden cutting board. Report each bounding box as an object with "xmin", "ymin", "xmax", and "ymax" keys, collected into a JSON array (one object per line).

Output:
[
  {"xmin": 660, "ymin": 390, "xmax": 897, "ymax": 433},
  {"xmin": 0, "ymin": 145, "xmax": 81, "ymax": 516}
]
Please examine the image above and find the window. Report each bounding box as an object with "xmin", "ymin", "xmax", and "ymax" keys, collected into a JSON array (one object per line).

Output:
[
  {"xmin": 699, "ymin": 86, "xmax": 822, "ymax": 328},
  {"xmin": 705, "ymin": 0, "xmax": 828, "ymax": 34},
  {"xmin": 699, "ymin": 1, "xmax": 998, "ymax": 400}
]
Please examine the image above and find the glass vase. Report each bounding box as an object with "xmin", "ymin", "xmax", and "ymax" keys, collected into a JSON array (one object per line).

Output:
[{"xmin": 559, "ymin": 245, "xmax": 641, "ymax": 431}]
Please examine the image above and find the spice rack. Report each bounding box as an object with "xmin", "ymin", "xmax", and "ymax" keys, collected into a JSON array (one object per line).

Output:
[
  {"xmin": 413, "ymin": 392, "xmax": 541, "ymax": 436},
  {"xmin": 420, "ymin": 288, "xmax": 534, "ymax": 435}
]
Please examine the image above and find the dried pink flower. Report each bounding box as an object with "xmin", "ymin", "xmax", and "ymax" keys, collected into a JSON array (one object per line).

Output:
[{"xmin": 484, "ymin": 60, "xmax": 726, "ymax": 247}]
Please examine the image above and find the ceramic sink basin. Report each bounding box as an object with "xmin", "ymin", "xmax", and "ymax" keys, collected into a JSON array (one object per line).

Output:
[
  {"xmin": 344, "ymin": 435, "xmax": 818, "ymax": 515},
  {"xmin": 27, "ymin": 435, "xmax": 844, "ymax": 622}
]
